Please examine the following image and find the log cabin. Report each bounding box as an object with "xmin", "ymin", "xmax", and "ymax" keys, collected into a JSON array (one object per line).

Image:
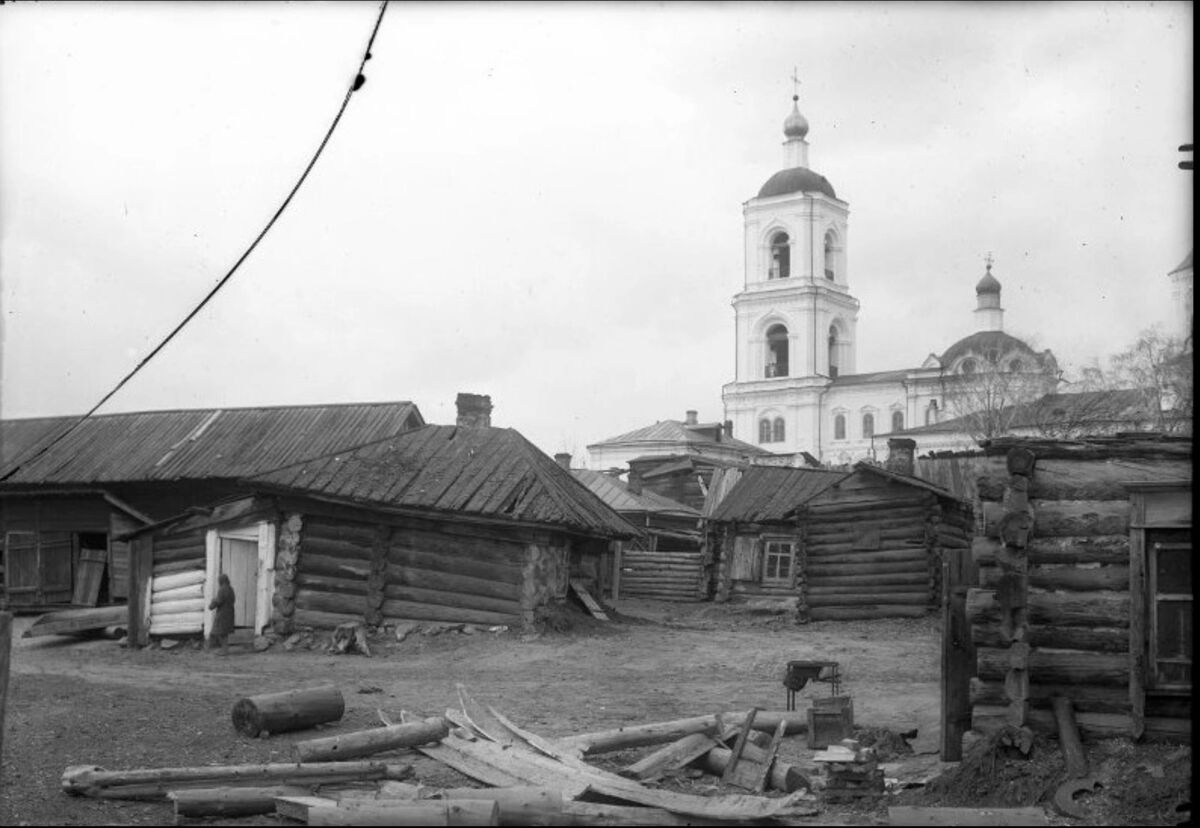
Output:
[
  {"xmin": 568, "ymin": 463, "xmax": 705, "ymax": 602},
  {"xmin": 708, "ymin": 438, "xmax": 973, "ymax": 620},
  {"xmin": 929, "ymin": 434, "xmax": 1193, "ymax": 744},
  {"xmin": 122, "ymin": 403, "xmax": 636, "ymax": 644},
  {"xmin": 0, "ymin": 402, "xmax": 424, "ymax": 610}
]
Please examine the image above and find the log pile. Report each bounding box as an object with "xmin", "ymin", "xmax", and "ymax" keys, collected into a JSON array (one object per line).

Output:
[
  {"xmin": 967, "ymin": 445, "xmax": 1139, "ymax": 740},
  {"xmin": 149, "ymin": 568, "xmax": 206, "ymax": 637},
  {"xmin": 272, "ymin": 514, "xmax": 304, "ymax": 635}
]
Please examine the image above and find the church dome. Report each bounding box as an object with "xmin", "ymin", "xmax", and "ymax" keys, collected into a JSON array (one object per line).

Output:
[
  {"xmin": 976, "ymin": 269, "xmax": 1001, "ymax": 295},
  {"xmin": 939, "ymin": 330, "xmax": 1047, "ymax": 371},
  {"xmin": 757, "ymin": 167, "xmax": 837, "ymax": 199},
  {"xmin": 783, "ymin": 97, "xmax": 809, "ymax": 139}
]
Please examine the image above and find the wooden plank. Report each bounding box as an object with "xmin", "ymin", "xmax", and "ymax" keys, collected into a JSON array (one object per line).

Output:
[
  {"xmin": 22, "ymin": 606, "xmax": 128, "ymax": 638},
  {"xmin": 1128, "ymin": 523, "xmax": 1146, "ymax": 740},
  {"xmin": 72, "ymin": 545, "xmax": 108, "ymax": 606},
  {"xmin": 753, "ymin": 720, "xmax": 787, "ymax": 793},
  {"xmin": 888, "ymin": 805, "xmax": 1049, "ymax": 826},
  {"xmin": 720, "ymin": 708, "xmax": 756, "ymax": 786},
  {"xmin": 620, "ymin": 732, "xmax": 720, "ymax": 782},
  {"xmin": 569, "ymin": 580, "xmax": 608, "ymax": 621}
]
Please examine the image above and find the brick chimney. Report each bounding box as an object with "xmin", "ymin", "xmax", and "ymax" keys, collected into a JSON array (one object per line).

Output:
[
  {"xmin": 626, "ymin": 467, "xmax": 643, "ymax": 496},
  {"xmin": 455, "ymin": 393, "xmax": 492, "ymax": 428},
  {"xmin": 685, "ymin": 410, "xmax": 698, "ymax": 426},
  {"xmin": 554, "ymin": 452, "xmax": 572, "ymax": 470},
  {"xmin": 885, "ymin": 437, "xmax": 916, "ymax": 476},
  {"xmin": 724, "ymin": 419, "xmax": 734, "ymax": 439}
]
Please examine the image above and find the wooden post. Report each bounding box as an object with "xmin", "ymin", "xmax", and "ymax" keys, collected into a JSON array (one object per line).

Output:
[
  {"xmin": 940, "ymin": 555, "xmax": 972, "ymax": 761},
  {"xmin": 232, "ymin": 686, "xmax": 346, "ymax": 737},
  {"xmin": 1128, "ymin": 494, "xmax": 1147, "ymax": 740},
  {"xmin": 0, "ymin": 611, "xmax": 11, "ymax": 790},
  {"xmin": 611, "ymin": 542, "xmax": 622, "ymax": 601},
  {"xmin": 127, "ymin": 536, "xmax": 154, "ymax": 648}
]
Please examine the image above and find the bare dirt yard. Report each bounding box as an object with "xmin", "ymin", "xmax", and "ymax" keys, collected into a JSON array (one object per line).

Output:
[{"xmin": 0, "ymin": 599, "xmax": 1189, "ymax": 826}]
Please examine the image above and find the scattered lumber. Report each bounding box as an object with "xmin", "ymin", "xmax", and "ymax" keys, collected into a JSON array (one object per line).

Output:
[
  {"xmin": 698, "ymin": 743, "xmax": 809, "ymax": 793},
  {"xmin": 306, "ymin": 799, "xmax": 500, "ymax": 826},
  {"xmin": 562, "ymin": 710, "xmax": 806, "ymax": 756},
  {"xmin": 232, "ymin": 686, "xmax": 345, "ymax": 737},
  {"xmin": 22, "ymin": 606, "xmax": 127, "ymax": 638},
  {"xmin": 620, "ymin": 732, "xmax": 724, "ymax": 781},
  {"xmin": 170, "ymin": 785, "xmax": 309, "ymax": 820},
  {"xmin": 294, "ymin": 717, "xmax": 449, "ymax": 762},
  {"xmin": 569, "ymin": 579, "xmax": 609, "ymax": 621},
  {"xmin": 62, "ymin": 760, "xmax": 411, "ymax": 800},
  {"xmin": 426, "ymin": 787, "xmax": 563, "ymax": 826}
]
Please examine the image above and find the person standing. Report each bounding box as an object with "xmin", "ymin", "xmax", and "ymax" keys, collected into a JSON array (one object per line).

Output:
[{"xmin": 209, "ymin": 573, "xmax": 236, "ymax": 656}]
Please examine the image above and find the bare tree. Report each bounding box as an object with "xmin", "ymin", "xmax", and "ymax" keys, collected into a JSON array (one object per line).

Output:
[
  {"xmin": 1104, "ymin": 326, "xmax": 1193, "ymax": 434},
  {"xmin": 942, "ymin": 359, "xmax": 1058, "ymax": 441}
]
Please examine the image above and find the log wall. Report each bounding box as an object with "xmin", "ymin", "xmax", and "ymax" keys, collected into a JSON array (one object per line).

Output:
[
  {"xmin": 148, "ymin": 530, "xmax": 206, "ymax": 637},
  {"xmin": 619, "ymin": 547, "xmax": 706, "ymax": 601},
  {"xmin": 967, "ymin": 443, "xmax": 1192, "ymax": 742}
]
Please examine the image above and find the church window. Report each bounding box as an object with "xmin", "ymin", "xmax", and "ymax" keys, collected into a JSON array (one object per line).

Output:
[
  {"xmin": 1009, "ymin": 358, "xmax": 1023, "ymax": 372},
  {"xmin": 834, "ymin": 414, "xmax": 846, "ymax": 440},
  {"xmin": 769, "ymin": 232, "xmax": 790, "ymax": 280},
  {"xmin": 824, "ymin": 231, "xmax": 836, "ymax": 280},
  {"xmin": 758, "ymin": 419, "xmax": 771, "ymax": 443},
  {"xmin": 960, "ymin": 358, "xmax": 977, "ymax": 375},
  {"xmin": 772, "ymin": 417, "xmax": 785, "ymax": 442},
  {"xmin": 766, "ymin": 324, "xmax": 789, "ymax": 377},
  {"xmin": 828, "ymin": 326, "xmax": 839, "ymax": 378},
  {"xmin": 985, "ymin": 349, "xmax": 1000, "ymax": 365},
  {"xmin": 892, "ymin": 410, "xmax": 904, "ymax": 433},
  {"xmin": 862, "ymin": 413, "xmax": 875, "ymax": 439},
  {"xmin": 925, "ymin": 400, "xmax": 939, "ymax": 425}
]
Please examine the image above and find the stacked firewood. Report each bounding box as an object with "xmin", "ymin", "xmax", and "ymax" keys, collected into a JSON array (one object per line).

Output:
[{"xmin": 813, "ymin": 738, "xmax": 884, "ymax": 803}]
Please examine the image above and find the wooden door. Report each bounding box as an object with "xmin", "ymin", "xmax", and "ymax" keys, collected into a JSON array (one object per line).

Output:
[
  {"xmin": 39, "ymin": 531, "xmax": 75, "ymax": 604},
  {"xmin": 220, "ymin": 538, "xmax": 258, "ymax": 629},
  {"xmin": 4, "ymin": 532, "xmax": 39, "ymax": 606},
  {"xmin": 72, "ymin": 542, "xmax": 108, "ymax": 606}
]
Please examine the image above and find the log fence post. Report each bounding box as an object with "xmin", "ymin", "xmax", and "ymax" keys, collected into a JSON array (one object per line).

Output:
[{"xmin": 999, "ymin": 447, "xmax": 1036, "ymax": 738}]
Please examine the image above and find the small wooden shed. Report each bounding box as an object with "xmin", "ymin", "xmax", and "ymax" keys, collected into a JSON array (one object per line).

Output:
[
  {"xmin": 709, "ymin": 438, "xmax": 973, "ymax": 620},
  {"xmin": 571, "ymin": 468, "xmax": 705, "ymax": 601},
  {"xmin": 123, "ymin": 424, "xmax": 636, "ymax": 643},
  {"xmin": 946, "ymin": 434, "xmax": 1192, "ymax": 744}
]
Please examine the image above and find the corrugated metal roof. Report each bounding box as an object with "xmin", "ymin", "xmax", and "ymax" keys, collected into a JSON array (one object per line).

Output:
[
  {"xmin": 249, "ymin": 425, "xmax": 637, "ymax": 538},
  {"xmin": 0, "ymin": 402, "xmax": 424, "ymax": 484},
  {"xmin": 900, "ymin": 389, "xmax": 1154, "ymax": 436},
  {"xmin": 588, "ymin": 419, "xmax": 770, "ymax": 455},
  {"xmin": 709, "ymin": 466, "xmax": 846, "ymax": 523},
  {"xmin": 571, "ymin": 469, "xmax": 699, "ymax": 517}
]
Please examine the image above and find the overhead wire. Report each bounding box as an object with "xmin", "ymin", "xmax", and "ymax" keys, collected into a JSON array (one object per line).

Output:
[{"xmin": 2, "ymin": 0, "xmax": 390, "ymax": 481}]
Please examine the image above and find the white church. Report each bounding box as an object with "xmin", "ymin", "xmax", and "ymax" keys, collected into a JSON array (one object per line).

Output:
[{"xmin": 719, "ymin": 94, "xmax": 1058, "ymax": 466}]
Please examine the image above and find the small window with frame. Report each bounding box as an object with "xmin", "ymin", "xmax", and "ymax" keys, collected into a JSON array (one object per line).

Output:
[
  {"xmin": 1149, "ymin": 533, "xmax": 1192, "ymax": 690},
  {"xmin": 763, "ymin": 540, "xmax": 796, "ymax": 584}
]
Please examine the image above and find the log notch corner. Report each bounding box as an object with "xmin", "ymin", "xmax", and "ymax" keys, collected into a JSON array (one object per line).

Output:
[
  {"xmin": 271, "ymin": 514, "xmax": 303, "ymax": 635},
  {"xmin": 994, "ymin": 446, "xmax": 1037, "ymax": 748}
]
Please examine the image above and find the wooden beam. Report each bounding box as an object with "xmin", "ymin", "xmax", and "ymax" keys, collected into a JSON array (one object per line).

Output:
[{"xmin": 0, "ymin": 612, "xmax": 10, "ymax": 790}]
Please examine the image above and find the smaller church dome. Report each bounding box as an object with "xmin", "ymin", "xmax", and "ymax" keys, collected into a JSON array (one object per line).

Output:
[
  {"xmin": 783, "ymin": 96, "xmax": 809, "ymax": 139},
  {"xmin": 976, "ymin": 267, "xmax": 1001, "ymax": 295}
]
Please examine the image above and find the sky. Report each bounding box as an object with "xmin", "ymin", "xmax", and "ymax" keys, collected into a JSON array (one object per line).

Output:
[{"xmin": 0, "ymin": 1, "xmax": 1192, "ymax": 466}]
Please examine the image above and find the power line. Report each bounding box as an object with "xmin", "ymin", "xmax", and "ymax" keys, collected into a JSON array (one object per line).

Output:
[{"xmin": 2, "ymin": 1, "xmax": 390, "ymax": 481}]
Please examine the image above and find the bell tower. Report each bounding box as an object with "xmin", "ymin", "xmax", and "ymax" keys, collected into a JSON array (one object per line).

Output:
[{"xmin": 722, "ymin": 88, "xmax": 861, "ymax": 457}]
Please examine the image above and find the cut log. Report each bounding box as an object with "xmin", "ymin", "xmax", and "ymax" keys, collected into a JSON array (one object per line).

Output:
[
  {"xmin": 384, "ymin": 551, "xmax": 524, "ymax": 587},
  {"xmin": 305, "ymin": 799, "xmax": 500, "ymax": 826},
  {"xmin": 971, "ymin": 623, "xmax": 1128, "ymax": 653},
  {"xmin": 149, "ymin": 598, "xmax": 208, "ymax": 616},
  {"xmin": 620, "ymin": 732, "xmax": 720, "ymax": 781},
  {"xmin": 153, "ymin": 559, "xmax": 204, "ymax": 577},
  {"xmin": 231, "ymin": 686, "xmax": 345, "ymax": 738},
  {"xmin": 562, "ymin": 710, "xmax": 806, "ymax": 756},
  {"xmin": 966, "ymin": 588, "xmax": 1130, "ymax": 629},
  {"xmin": 698, "ymin": 744, "xmax": 809, "ymax": 793},
  {"xmin": 152, "ymin": 570, "xmax": 206, "ymax": 592},
  {"xmin": 1031, "ymin": 500, "xmax": 1130, "ymax": 538},
  {"xmin": 385, "ymin": 563, "xmax": 521, "ymax": 603},
  {"xmin": 62, "ymin": 760, "xmax": 411, "ymax": 800},
  {"xmin": 429, "ymin": 788, "xmax": 564, "ymax": 826},
  {"xmin": 301, "ymin": 554, "xmax": 372, "ymax": 580},
  {"xmin": 806, "ymin": 605, "xmax": 928, "ymax": 620},
  {"xmin": 1051, "ymin": 697, "xmax": 1089, "ymax": 778},
  {"xmin": 170, "ymin": 785, "xmax": 309, "ymax": 819},
  {"xmin": 22, "ymin": 606, "xmax": 128, "ymax": 638},
  {"xmin": 294, "ymin": 718, "xmax": 449, "ymax": 762},
  {"xmin": 151, "ymin": 584, "xmax": 205, "ymax": 604},
  {"xmin": 976, "ymin": 649, "xmax": 1129, "ymax": 686},
  {"xmin": 295, "ymin": 573, "xmax": 370, "ymax": 597}
]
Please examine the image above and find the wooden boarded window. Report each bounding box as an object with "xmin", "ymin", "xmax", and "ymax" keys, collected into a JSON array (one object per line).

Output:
[
  {"xmin": 763, "ymin": 540, "xmax": 795, "ymax": 584},
  {"xmin": 730, "ymin": 536, "xmax": 761, "ymax": 581},
  {"xmin": 1149, "ymin": 534, "xmax": 1191, "ymax": 689}
]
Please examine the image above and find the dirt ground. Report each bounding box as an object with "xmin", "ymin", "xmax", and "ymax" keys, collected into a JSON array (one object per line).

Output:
[{"xmin": 0, "ymin": 599, "xmax": 1189, "ymax": 826}]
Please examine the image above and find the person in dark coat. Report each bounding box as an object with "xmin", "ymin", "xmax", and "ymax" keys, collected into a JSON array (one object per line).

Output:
[{"xmin": 209, "ymin": 573, "xmax": 236, "ymax": 655}]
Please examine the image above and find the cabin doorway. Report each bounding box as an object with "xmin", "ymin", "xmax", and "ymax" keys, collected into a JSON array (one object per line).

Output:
[{"xmin": 204, "ymin": 522, "xmax": 276, "ymax": 637}]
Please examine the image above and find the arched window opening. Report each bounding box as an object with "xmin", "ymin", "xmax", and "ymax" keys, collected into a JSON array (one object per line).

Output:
[
  {"xmin": 766, "ymin": 324, "xmax": 789, "ymax": 377},
  {"xmin": 824, "ymin": 231, "xmax": 836, "ymax": 280},
  {"xmin": 772, "ymin": 417, "xmax": 785, "ymax": 442},
  {"xmin": 769, "ymin": 232, "xmax": 790, "ymax": 280},
  {"xmin": 892, "ymin": 410, "xmax": 904, "ymax": 433},
  {"xmin": 925, "ymin": 400, "xmax": 939, "ymax": 426},
  {"xmin": 985, "ymin": 349, "xmax": 1000, "ymax": 365},
  {"xmin": 960, "ymin": 358, "xmax": 977, "ymax": 375},
  {"xmin": 834, "ymin": 414, "xmax": 846, "ymax": 440},
  {"xmin": 862, "ymin": 413, "xmax": 875, "ymax": 439},
  {"xmin": 1009, "ymin": 359, "xmax": 1023, "ymax": 372},
  {"xmin": 828, "ymin": 325, "xmax": 839, "ymax": 378},
  {"xmin": 758, "ymin": 419, "xmax": 771, "ymax": 443}
]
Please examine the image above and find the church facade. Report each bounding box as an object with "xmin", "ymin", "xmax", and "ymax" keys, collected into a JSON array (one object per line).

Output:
[{"xmin": 721, "ymin": 96, "xmax": 1059, "ymax": 466}]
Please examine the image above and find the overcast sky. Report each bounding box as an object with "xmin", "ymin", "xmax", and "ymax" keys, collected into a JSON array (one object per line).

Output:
[{"xmin": 0, "ymin": 2, "xmax": 1192, "ymax": 463}]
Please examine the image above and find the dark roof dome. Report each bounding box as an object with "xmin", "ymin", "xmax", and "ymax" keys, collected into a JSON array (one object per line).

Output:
[
  {"xmin": 939, "ymin": 330, "xmax": 1044, "ymax": 369},
  {"xmin": 757, "ymin": 167, "xmax": 837, "ymax": 199},
  {"xmin": 783, "ymin": 96, "xmax": 809, "ymax": 139},
  {"xmin": 976, "ymin": 268, "xmax": 1001, "ymax": 295}
]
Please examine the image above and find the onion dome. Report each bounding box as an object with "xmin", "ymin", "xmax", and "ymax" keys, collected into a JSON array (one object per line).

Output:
[
  {"xmin": 783, "ymin": 95, "xmax": 809, "ymax": 139},
  {"xmin": 976, "ymin": 263, "xmax": 1001, "ymax": 295}
]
